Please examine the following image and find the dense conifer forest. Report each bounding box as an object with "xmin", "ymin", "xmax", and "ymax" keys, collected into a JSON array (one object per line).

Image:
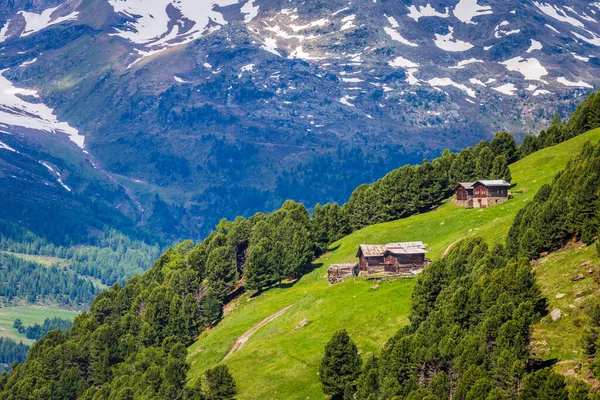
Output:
[
  {"xmin": 0, "ymin": 253, "xmax": 98, "ymax": 306},
  {"xmin": 13, "ymin": 318, "xmax": 73, "ymax": 341},
  {"xmin": 0, "ymin": 90, "xmax": 600, "ymax": 398}
]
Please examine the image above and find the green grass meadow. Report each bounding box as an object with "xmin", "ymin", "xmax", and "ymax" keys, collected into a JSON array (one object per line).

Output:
[
  {"xmin": 0, "ymin": 305, "xmax": 80, "ymax": 345},
  {"xmin": 532, "ymin": 244, "xmax": 600, "ymax": 380},
  {"xmin": 187, "ymin": 129, "xmax": 600, "ymax": 399}
]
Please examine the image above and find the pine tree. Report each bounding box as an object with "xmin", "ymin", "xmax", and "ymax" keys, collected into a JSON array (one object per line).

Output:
[
  {"xmin": 203, "ymin": 365, "xmax": 237, "ymax": 400},
  {"xmin": 245, "ymin": 238, "xmax": 272, "ymax": 291},
  {"xmin": 476, "ymin": 147, "xmax": 494, "ymax": 179},
  {"xmin": 319, "ymin": 329, "xmax": 363, "ymax": 398},
  {"xmin": 206, "ymin": 247, "xmax": 237, "ymax": 301},
  {"xmin": 491, "ymin": 155, "xmax": 512, "ymax": 183},
  {"xmin": 490, "ymin": 131, "xmax": 518, "ymax": 163},
  {"xmin": 355, "ymin": 356, "xmax": 380, "ymax": 399},
  {"xmin": 568, "ymin": 380, "xmax": 590, "ymax": 400},
  {"xmin": 582, "ymin": 219, "xmax": 598, "ymax": 245},
  {"xmin": 519, "ymin": 135, "xmax": 539, "ymax": 158}
]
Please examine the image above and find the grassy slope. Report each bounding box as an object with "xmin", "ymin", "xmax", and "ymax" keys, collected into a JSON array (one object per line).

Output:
[
  {"xmin": 0, "ymin": 306, "xmax": 79, "ymax": 345},
  {"xmin": 532, "ymin": 243, "xmax": 600, "ymax": 381},
  {"xmin": 187, "ymin": 129, "xmax": 600, "ymax": 399}
]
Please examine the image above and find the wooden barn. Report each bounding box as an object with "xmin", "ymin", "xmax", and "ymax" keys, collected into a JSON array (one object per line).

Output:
[
  {"xmin": 356, "ymin": 242, "xmax": 429, "ymax": 275},
  {"xmin": 455, "ymin": 180, "xmax": 510, "ymax": 208}
]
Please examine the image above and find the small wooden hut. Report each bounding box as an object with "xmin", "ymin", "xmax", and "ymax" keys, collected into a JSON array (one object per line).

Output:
[{"xmin": 327, "ymin": 263, "xmax": 359, "ymax": 284}]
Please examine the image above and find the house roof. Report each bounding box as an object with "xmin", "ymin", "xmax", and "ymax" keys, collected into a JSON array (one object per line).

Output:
[
  {"xmin": 457, "ymin": 182, "xmax": 475, "ymax": 189},
  {"xmin": 356, "ymin": 242, "xmax": 427, "ymax": 257},
  {"xmin": 475, "ymin": 180, "xmax": 511, "ymax": 187}
]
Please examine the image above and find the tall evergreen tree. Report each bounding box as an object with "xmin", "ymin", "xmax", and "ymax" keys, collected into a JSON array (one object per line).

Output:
[
  {"xmin": 244, "ymin": 238, "xmax": 272, "ymax": 291},
  {"xmin": 476, "ymin": 147, "xmax": 495, "ymax": 178},
  {"xmin": 491, "ymin": 155, "xmax": 512, "ymax": 183},
  {"xmin": 203, "ymin": 365, "xmax": 237, "ymax": 400},
  {"xmin": 490, "ymin": 131, "xmax": 518, "ymax": 163},
  {"xmin": 319, "ymin": 329, "xmax": 363, "ymax": 399}
]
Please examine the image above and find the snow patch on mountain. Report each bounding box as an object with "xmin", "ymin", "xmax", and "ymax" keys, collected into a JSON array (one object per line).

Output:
[
  {"xmin": 41, "ymin": 161, "xmax": 72, "ymax": 192},
  {"xmin": 340, "ymin": 15, "xmax": 356, "ymax": 31},
  {"xmin": 0, "ymin": 5, "xmax": 79, "ymax": 43},
  {"xmin": 450, "ymin": 58, "xmax": 483, "ymax": 69},
  {"xmin": 384, "ymin": 17, "xmax": 418, "ymax": 47},
  {"xmin": 0, "ymin": 140, "xmax": 16, "ymax": 153},
  {"xmin": 434, "ymin": 26, "xmax": 473, "ymax": 51},
  {"xmin": 19, "ymin": 7, "xmax": 79, "ymax": 37},
  {"xmin": 534, "ymin": 2, "xmax": 585, "ymax": 28},
  {"xmin": 453, "ymin": 0, "xmax": 493, "ymax": 24},
  {"xmin": 428, "ymin": 78, "xmax": 476, "ymax": 97},
  {"xmin": 493, "ymin": 83, "xmax": 518, "ymax": 96},
  {"xmin": 339, "ymin": 95, "xmax": 355, "ymax": 107},
  {"xmin": 573, "ymin": 31, "xmax": 600, "ymax": 46},
  {"xmin": 389, "ymin": 56, "xmax": 419, "ymax": 68},
  {"xmin": 501, "ymin": 57, "xmax": 548, "ymax": 81},
  {"xmin": 557, "ymin": 77, "xmax": 593, "ymax": 88},
  {"xmin": 108, "ymin": 0, "xmax": 260, "ymax": 53},
  {"xmin": 241, "ymin": 0, "xmax": 259, "ymax": 23},
  {"xmin": 527, "ymin": 40, "xmax": 543, "ymax": 53},
  {"xmin": 0, "ymin": 71, "xmax": 85, "ymax": 149},
  {"xmin": 406, "ymin": 4, "xmax": 449, "ymax": 22},
  {"xmin": 571, "ymin": 53, "xmax": 590, "ymax": 62}
]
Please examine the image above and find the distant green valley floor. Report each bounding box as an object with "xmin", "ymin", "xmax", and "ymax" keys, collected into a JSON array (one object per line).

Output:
[
  {"xmin": 0, "ymin": 306, "xmax": 79, "ymax": 345},
  {"xmin": 188, "ymin": 129, "xmax": 600, "ymax": 399},
  {"xmin": 0, "ymin": 251, "xmax": 91, "ymax": 344}
]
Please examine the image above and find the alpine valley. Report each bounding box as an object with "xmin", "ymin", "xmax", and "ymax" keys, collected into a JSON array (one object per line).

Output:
[
  {"xmin": 1, "ymin": 0, "xmax": 600, "ymax": 241},
  {"xmin": 3, "ymin": 1, "xmax": 600, "ymax": 399}
]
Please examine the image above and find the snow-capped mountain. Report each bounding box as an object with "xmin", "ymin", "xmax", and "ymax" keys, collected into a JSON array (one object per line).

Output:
[{"xmin": 0, "ymin": 0, "xmax": 599, "ymax": 238}]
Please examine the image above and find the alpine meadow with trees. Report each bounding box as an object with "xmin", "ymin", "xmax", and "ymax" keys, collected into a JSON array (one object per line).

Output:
[{"xmin": 0, "ymin": 88, "xmax": 600, "ymax": 398}]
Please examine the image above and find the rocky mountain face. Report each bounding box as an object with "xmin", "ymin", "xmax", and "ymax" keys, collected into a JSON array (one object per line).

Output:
[{"xmin": 0, "ymin": 0, "xmax": 599, "ymax": 241}]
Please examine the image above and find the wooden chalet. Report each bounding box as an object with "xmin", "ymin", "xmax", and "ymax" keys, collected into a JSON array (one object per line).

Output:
[
  {"xmin": 355, "ymin": 242, "xmax": 429, "ymax": 276},
  {"xmin": 455, "ymin": 180, "xmax": 510, "ymax": 208}
]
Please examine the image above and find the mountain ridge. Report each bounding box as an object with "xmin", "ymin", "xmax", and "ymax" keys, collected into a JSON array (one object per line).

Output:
[{"xmin": 1, "ymin": 0, "xmax": 600, "ymax": 240}]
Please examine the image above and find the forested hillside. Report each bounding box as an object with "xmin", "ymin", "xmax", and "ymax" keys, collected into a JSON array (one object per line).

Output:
[
  {"xmin": 1, "ymin": 90, "xmax": 600, "ymax": 399},
  {"xmin": 330, "ymin": 136, "xmax": 600, "ymax": 399},
  {"xmin": 186, "ymin": 127, "xmax": 600, "ymax": 398}
]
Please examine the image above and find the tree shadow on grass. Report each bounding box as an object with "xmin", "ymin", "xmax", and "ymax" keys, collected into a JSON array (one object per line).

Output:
[{"xmin": 527, "ymin": 357, "xmax": 559, "ymax": 373}]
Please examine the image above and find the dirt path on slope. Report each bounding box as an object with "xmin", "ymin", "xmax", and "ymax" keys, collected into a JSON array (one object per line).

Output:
[
  {"xmin": 442, "ymin": 240, "xmax": 460, "ymax": 257},
  {"xmin": 223, "ymin": 303, "xmax": 295, "ymax": 360}
]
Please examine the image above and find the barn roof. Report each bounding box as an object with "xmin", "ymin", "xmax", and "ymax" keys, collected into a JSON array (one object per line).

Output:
[
  {"xmin": 457, "ymin": 182, "xmax": 475, "ymax": 189},
  {"xmin": 356, "ymin": 242, "xmax": 427, "ymax": 257},
  {"xmin": 475, "ymin": 180, "xmax": 510, "ymax": 187}
]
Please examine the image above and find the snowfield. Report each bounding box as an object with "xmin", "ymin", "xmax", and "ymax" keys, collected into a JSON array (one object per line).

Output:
[{"xmin": 0, "ymin": 71, "xmax": 85, "ymax": 149}]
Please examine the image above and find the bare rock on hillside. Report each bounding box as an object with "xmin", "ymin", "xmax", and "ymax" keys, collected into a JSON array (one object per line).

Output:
[
  {"xmin": 550, "ymin": 309, "xmax": 562, "ymax": 321},
  {"xmin": 299, "ymin": 319, "xmax": 310, "ymax": 328},
  {"xmin": 570, "ymin": 274, "xmax": 585, "ymax": 282}
]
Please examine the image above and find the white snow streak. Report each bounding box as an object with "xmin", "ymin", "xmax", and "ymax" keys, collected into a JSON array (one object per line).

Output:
[
  {"xmin": 428, "ymin": 78, "xmax": 476, "ymax": 98},
  {"xmin": 0, "ymin": 70, "xmax": 84, "ymax": 149},
  {"xmin": 533, "ymin": 2, "xmax": 584, "ymax": 28},
  {"xmin": 557, "ymin": 77, "xmax": 593, "ymax": 88}
]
